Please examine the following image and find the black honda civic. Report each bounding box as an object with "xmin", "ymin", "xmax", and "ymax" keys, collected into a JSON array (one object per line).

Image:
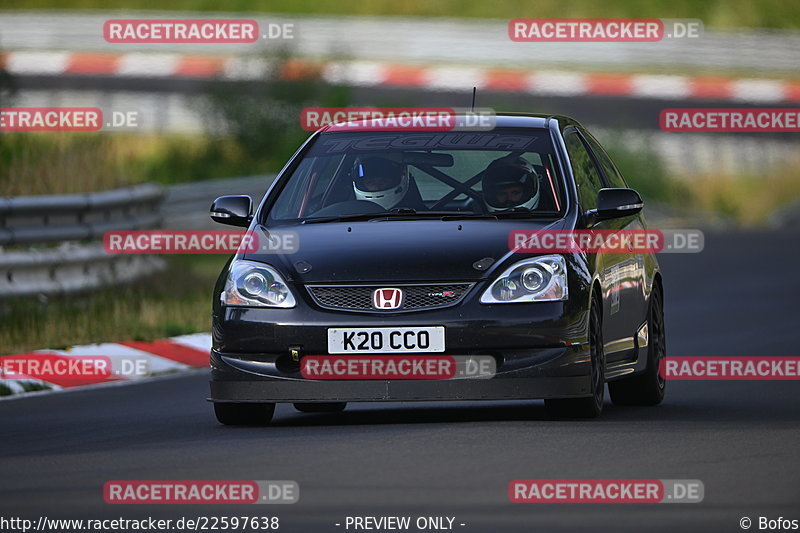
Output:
[{"xmin": 208, "ymin": 113, "xmax": 666, "ymax": 424}]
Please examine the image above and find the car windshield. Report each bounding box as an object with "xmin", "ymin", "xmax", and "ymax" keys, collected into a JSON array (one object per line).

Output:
[{"xmin": 266, "ymin": 129, "xmax": 565, "ymax": 224}]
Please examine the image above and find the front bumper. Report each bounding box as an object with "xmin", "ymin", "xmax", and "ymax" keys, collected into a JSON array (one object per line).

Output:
[{"xmin": 210, "ymin": 295, "xmax": 592, "ymax": 402}]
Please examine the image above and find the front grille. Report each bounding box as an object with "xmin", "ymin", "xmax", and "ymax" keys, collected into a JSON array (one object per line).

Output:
[{"xmin": 306, "ymin": 283, "xmax": 474, "ymax": 312}]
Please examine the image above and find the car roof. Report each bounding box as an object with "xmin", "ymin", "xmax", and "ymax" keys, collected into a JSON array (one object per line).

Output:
[{"xmin": 320, "ymin": 113, "xmax": 583, "ymax": 133}]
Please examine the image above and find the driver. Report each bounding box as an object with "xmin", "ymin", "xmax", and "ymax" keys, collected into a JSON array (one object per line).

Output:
[
  {"xmin": 352, "ymin": 156, "xmax": 412, "ymax": 210},
  {"xmin": 481, "ymin": 156, "xmax": 540, "ymax": 211}
]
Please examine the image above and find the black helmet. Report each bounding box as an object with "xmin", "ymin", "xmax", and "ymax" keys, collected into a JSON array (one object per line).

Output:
[{"xmin": 481, "ymin": 156, "xmax": 540, "ymax": 211}]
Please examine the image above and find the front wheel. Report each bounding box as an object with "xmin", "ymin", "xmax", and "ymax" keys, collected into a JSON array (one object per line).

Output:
[
  {"xmin": 545, "ymin": 297, "xmax": 605, "ymax": 419},
  {"xmin": 214, "ymin": 402, "xmax": 275, "ymax": 426},
  {"xmin": 609, "ymin": 285, "xmax": 666, "ymax": 406}
]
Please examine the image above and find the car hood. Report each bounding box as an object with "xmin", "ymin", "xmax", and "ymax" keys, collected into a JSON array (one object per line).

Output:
[{"xmin": 243, "ymin": 218, "xmax": 567, "ymax": 283}]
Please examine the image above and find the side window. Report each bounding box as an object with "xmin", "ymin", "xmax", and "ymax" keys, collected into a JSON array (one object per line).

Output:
[
  {"xmin": 564, "ymin": 131, "xmax": 603, "ymax": 210},
  {"xmin": 271, "ymin": 158, "xmax": 313, "ymax": 219},
  {"xmin": 582, "ymin": 131, "xmax": 629, "ymax": 189}
]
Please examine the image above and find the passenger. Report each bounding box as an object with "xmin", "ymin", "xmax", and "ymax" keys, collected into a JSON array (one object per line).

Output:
[{"xmin": 481, "ymin": 156, "xmax": 540, "ymax": 211}]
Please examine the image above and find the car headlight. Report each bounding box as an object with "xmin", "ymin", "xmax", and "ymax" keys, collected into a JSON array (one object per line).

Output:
[
  {"xmin": 221, "ymin": 260, "xmax": 296, "ymax": 308},
  {"xmin": 480, "ymin": 255, "xmax": 568, "ymax": 303}
]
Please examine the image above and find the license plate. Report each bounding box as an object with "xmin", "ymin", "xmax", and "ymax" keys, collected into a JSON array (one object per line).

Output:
[{"xmin": 327, "ymin": 327, "xmax": 445, "ymax": 354}]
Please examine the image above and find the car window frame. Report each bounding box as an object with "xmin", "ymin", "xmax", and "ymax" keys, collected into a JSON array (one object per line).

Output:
[{"xmin": 562, "ymin": 127, "xmax": 606, "ymax": 212}]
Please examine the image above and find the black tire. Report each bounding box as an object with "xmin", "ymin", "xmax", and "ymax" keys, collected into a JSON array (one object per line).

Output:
[
  {"xmin": 293, "ymin": 402, "xmax": 347, "ymax": 413},
  {"xmin": 545, "ymin": 297, "xmax": 605, "ymax": 419},
  {"xmin": 214, "ymin": 402, "xmax": 275, "ymax": 426},
  {"xmin": 609, "ymin": 285, "xmax": 666, "ymax": 406}
]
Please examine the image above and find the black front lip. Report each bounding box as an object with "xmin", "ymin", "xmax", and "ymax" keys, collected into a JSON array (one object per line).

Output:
[{"xmin": 209, "ymin": 375, "xmax": 593, "ymax": 403}]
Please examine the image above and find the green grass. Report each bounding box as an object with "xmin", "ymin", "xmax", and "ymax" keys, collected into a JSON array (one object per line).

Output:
[
  {"xmin": 0, "ymin": 381, "xmax": 52, "ymax": 396},
  {"xmin": 0, "ymin": 133, "xmax": 275, "ymax": 195},
  {"xmin": 3, "ymin": 0, "xmax": 800, "ymax": 29},
  {"xmin": 18, "ymin": 381, "xmax": 52, "ymax": 392},
  {"xmin": 0, "ymin": 254, "xmax": 229, "ymax": 355},
  {"xmin": 685, "ymin": 168, "xmax": 800, "ymax": 225}
]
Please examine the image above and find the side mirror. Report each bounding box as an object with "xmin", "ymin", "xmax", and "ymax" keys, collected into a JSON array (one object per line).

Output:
[
  {"xmin": 210, "ymin": 195, "xmax": 253, "ymax": 227},
  {"xmin": 587, "ymin": 188, "xmax": 643, "ymax": 225}
]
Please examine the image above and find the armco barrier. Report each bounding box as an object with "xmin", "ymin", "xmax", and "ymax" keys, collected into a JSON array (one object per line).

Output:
[
  {"xmin": 0, "ymin": 244, "xmax": 165, "ymax": 298},
  {"xmin": 0, "ymin": 183, "xmax": 163, "ymax": 246},
  {"xmin": 0, "ymin": 184, "xmax": 165, "ymax": 298}
]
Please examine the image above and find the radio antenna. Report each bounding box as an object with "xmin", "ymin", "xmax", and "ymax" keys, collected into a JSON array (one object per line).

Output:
[{"xmin": 471, "ymin": 87, "xmax": 477, "ymax": 112}]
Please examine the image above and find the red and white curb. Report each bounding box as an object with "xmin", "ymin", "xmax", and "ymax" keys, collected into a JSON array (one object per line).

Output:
[
  {"xmin": 0, "ymin": 332, "xmax": 210, "ymax": 397},
  {"xmin": 2, "ymin": 51, "xmax": 799, "ymax": 103}
]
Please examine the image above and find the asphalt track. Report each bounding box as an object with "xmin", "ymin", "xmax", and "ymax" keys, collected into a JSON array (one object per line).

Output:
[{"xmin": 1, "ymin": 230, "xmax": 799, "ymax": 532}]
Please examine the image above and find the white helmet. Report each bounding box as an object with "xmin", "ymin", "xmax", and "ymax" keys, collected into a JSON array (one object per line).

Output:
[
  {"xmin": 352, "ymin": 156, "xmax": 410, "ymax": 210},
  {"xmin": 481, "ymin": 156, "xmax": 540, "ymax": 212}
]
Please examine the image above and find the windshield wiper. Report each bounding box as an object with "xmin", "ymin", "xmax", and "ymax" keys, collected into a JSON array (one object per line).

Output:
[
  {"xmin": 301, "ymin": 213, "xmax": 386, "ymax": 224},
  {"xmin": 302, "ymin": 209, "xmax": 466, "ymax": 224},
  {"xmin": 301, "ymin": 209, "xmax": 556, "ymax": 224},
  {"xmin": 491, "ymin": 209, "xmax": 556, "ymax": 218},
  {"xmin": 438, "ymin": 210, "xmax": 555, "ymax": 220}
]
